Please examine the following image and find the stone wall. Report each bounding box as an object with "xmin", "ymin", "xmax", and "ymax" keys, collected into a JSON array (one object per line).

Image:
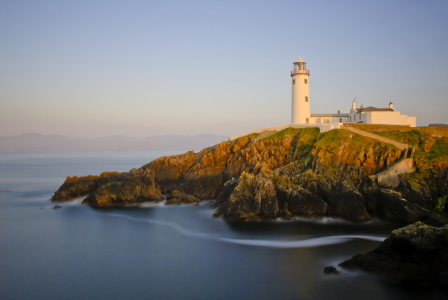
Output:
[
  {"xmin": 375, "ymin": 158, "xmax": 415, "ymax": 188},
  {"xmin": 343, "ymin": 123, "xmax": 448, "ymax": 138}
]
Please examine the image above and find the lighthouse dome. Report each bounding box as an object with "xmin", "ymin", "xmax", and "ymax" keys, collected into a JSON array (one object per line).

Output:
[{"xmin": 294, "ymin": 57, "xmax": 306, "ymax": 64}]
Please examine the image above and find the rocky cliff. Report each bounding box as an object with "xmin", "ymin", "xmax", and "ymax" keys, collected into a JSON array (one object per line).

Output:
[{"xmin": 51, "ymin": 127, "xmax": 448, "ymax": 224}]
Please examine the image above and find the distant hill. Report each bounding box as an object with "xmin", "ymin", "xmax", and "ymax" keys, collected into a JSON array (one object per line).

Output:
[
  {"xmin": 0, "ymin": 133, "xmax": 228, "ymax": 151},
  {"xmin": 429, "ymin": 124, "xmax": 448, "ymax": 128}
]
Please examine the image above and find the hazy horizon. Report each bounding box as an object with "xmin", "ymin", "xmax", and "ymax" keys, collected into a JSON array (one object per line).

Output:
[
  {"xmin": 0, "ymin": 133, "xmax": 228, "ymax": 151},
  {"xmin": 0, "ymin": 132, "xmax": 229, "ymax": 139},
  {"xmin": 1, "ymin": 0, "xmax": 447, "ymax": 139}
]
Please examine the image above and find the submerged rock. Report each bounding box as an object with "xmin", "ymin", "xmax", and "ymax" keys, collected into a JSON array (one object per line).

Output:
[
  {"xmin": 323, "ymin": 266, "xmax": 339, "ymax": 275},
  {"xmin": 339, "ymin": 222, "xmax": 448, "ymax": 288}
]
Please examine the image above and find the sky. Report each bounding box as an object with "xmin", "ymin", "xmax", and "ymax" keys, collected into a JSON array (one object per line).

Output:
[{"xmin": 0, "ymin": 0, "xmax": 447, "ymax": 138}]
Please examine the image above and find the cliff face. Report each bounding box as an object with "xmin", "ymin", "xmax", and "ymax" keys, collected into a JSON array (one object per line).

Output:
[
  {"xmin": 51, "ymin": 127, "xmax": 448, "ymax": 223},
  {"xmin": 212, "ymin": 129, "xmax": 412, "ymax": 222},
  {"xmin": 141, "ymin": 129, "xmax": 315, "ymax": 199}
]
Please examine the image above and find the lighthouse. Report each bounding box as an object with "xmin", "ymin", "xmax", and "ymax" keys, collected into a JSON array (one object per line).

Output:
[
  {"xmin": 291, "ymin": 57, "xmax": 310, "ymax": 124},
  {"xmin": 229, "ymin": 55, "xmax": 417, "ymax": 141}
]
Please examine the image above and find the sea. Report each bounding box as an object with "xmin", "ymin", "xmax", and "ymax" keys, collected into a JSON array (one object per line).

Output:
[{"xmin": 0, "ymin": 151, "xmax": 446, "ymax": 300}]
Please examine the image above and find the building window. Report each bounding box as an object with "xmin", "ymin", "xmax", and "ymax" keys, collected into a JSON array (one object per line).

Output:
[
  {"xmin": 293, "ymin": 80, "xmax": 295, "ymax": 85},
  {"xmin": 306, "ymin": 118, "xmax": 309, "ymax": 124},
  {"xmin": 304, "ymin": 79, "xmax": 308, "ymax": 84},
  {"xmin": 350, "ymin": 116, "xmax": 351, "ymax": 122},
  {"xmin": 339, "ymin": 118, "xmax": 342, "ymax": 122},
  {"xmin": 305, "ymin": 96, "xmax": 308, "ymax": 102}
]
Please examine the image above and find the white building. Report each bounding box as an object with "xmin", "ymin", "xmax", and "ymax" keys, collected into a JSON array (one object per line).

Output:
[
  {"xmin": 229, "ymin": 56, "xmax": 417, "ymax": 140},
  {"xmin": 347, "ymin": 100, "xmax": 416, "ymax": 127},
  {"xmin": 291, "ymin": 57, "xmax": 416, "ymax": 127}
]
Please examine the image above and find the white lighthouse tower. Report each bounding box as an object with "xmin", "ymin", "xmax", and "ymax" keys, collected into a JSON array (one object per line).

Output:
[{"xmin": 291, "ymin": 57, "xmax": 310, "ymax": 124}]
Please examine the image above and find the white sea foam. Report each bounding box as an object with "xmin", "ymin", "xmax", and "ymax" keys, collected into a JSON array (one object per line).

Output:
[
  {"xmin": 103, "ymin": 212, "xmax": 386, "ymax": 248},
  {"xmin": 138, "ymin": 201, "xmax": 166, "ymax": 208}
]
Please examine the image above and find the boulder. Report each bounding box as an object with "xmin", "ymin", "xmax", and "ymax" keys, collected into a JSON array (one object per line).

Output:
[
  {"xmin": 375, "ymin": 189, "xmax": 429, "ymax": 224},
  {"xmin": 165, "ymin": 190, "xmax": 200, "ymax": 205},
  {"xmin": 339, "ymin": 222, "xmax": 448, "ymax": 288}
]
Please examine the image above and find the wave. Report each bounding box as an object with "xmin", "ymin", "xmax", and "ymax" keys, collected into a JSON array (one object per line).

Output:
[{"xmin": 103, "ymin": 212, "xmax": 386, "ymax": 248}]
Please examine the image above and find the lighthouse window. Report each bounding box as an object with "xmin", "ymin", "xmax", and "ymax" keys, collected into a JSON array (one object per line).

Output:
[
  {"xmin": 305, "ymin": 96, "xmax": 308, "ymax": 102},
  {"xmin": 306, "ymin": 118, "xmax": 309, "ymax": 124},
  {"xmin": 304, "ymin": 79, "xmax": 308, "ymax": 84},
  {"xmin": 293, "ymin": 80, "xmax": 295, "ymax": 85}
]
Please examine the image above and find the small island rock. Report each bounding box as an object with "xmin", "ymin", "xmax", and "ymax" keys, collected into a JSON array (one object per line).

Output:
[{"xmin": 323, "ymin": 266, "xmax": 339, "ymax": 275}]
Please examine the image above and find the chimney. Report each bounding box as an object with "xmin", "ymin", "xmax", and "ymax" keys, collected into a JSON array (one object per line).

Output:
[
  {"xmin": 360, "ymin": 104, "xmax": 364, "ymax": 109},
  {"xmin": 389, "ymin": 101, "xmax": 394, "ymax": 110},
  {"xmin": 338, "ymin": 110, "xmax": 340, "ymax": 114},
  {"xmin": 352, "ymin": 100, "xmax": 356, "ymax": 110}
]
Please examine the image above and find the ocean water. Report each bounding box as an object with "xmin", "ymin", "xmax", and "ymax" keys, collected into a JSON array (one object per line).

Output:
[{"xmin": 0, "ymin": 151, "xmax": 446, "ymax": 300}]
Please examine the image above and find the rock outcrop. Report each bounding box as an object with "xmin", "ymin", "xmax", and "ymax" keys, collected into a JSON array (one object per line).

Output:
[
  {"xmin": 52, "ymin": 171, "xmax": 123, "ymax": 201},
  {"xmin": 82, "ymin": 169, "xmax": 163, "ymax": 207},
  {"xmin": 214, "ymin": 170, "xmax": 373, "ymax": 222},
  {"xmin": 339, "ymin": 222, "xmax": 448, "ymax": 288},
  {"xmin": 216, "ymin": 171, "xmax": 279, "ymax": 221}
]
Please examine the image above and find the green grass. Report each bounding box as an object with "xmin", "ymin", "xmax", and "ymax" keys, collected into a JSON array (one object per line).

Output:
[
  {"xmin": 435, "ymin": 195, "xmax": 447, "ymax": 213},
  {"xmin": 419, "ymin": 138, "xmax": 448, "ymax": 160},
  {"xmin": 291, "ymin": 128, "xmax": 320, "ymax": 161},
  {"xmin": 370, "ymin": 130, "xmax": 427, "ymax": 147},
  {"xmin": 235, "ymin": 132, "xmax": 260, "ymax": 140},
  {"xmin": 317, "ymin": 129, "xmax": 398, "ymax": 152},
  {"xmin": 312, "ymin": 129, "xmax": 402, "ymax": 175},
  {"xmin": 260, "ymin": 127, "xmax": 318, "ymax": 141}
]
